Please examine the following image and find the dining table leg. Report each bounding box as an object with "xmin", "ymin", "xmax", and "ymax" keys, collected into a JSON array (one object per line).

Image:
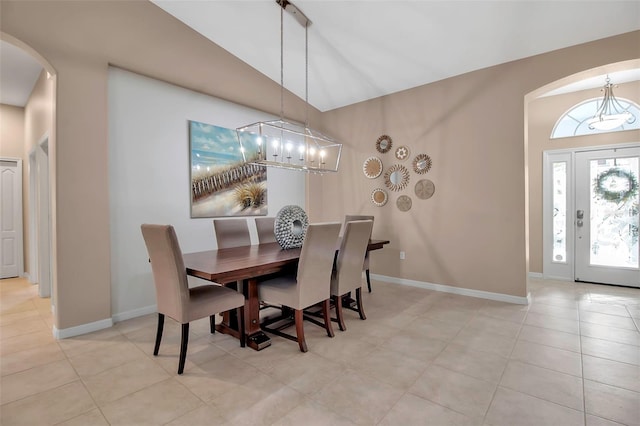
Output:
[{"xmin": 244, "ymin": 277, "xmax": 271, "ymax": 350}]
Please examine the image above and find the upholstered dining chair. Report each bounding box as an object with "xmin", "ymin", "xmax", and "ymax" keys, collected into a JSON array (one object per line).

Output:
[
  {"xmin": 258, "ymin": 222, "xmax": 341, "ymax": 352},
  {"xmin": 213, "ymin": 218, "xmax": 251, "ymax": 249},
  {"xmin": 141, "ymin": 224, "xmax": 245, "ymax": 375},
  {"xmin": 332, "ymin": 220, "xmax": 374, "ymax": 331},
  {"xmin": 212, "ymin": 219, "xmax": 251, "ymax": 330},
  {"xmin": 344, "ymin": 215, "xmax": 375, "ymax": 292},
  {"xmin": 255, "ymin": 217, "xmax": 277, "ymax": 244}
]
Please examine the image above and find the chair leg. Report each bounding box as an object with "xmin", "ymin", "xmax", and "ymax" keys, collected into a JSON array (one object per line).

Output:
[
  {"xmin": 334, "ymin": 295, "xmax": 346, "ymax": 331},
  {"xmin": 237, "ymin": 306, "xmax": 246, "ymax": 348},
  {"xmin": 153, "ymin": 313, "xmax": 164, "ymax": 356},
  {"xmin": 321, "ymin": 299, "xmax": 334, "ymax": 338},
  {"xmin": 355, "ymin": 287, "xmax": 367, "ymax": 320},
  {"xmin": 294, "ymin": 309, "xmax": 308, "ymax": 352},
  {"xmin": 366, "ymin": 269, "xmax": 372, "ymax": 293},
  {"xmin": 178, "ymin": 323, "xmax": 189, "ymax": 375},
  {"xmin": 209, "ymin": 315, "xmax": 216, "ymax": 334}
]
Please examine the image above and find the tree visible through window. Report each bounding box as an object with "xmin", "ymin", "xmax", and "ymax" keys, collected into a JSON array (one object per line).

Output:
[{"xmin": 551, "ymin": 97, "xmax": 640, "ymax": 139}]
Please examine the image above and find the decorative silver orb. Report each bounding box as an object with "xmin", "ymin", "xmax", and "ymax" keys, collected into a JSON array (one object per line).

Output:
[{"xmin": 274, "ymin": 205, "xmax": 309, "ymax": 249}]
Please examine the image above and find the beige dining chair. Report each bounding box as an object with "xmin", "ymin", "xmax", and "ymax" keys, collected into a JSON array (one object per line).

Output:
[
  {"xmin": 213, "ymin": 218, "xmax": 251, "ymax": 249},
  {"xmin": 344, "ymin": 215, "xmax": 375, "ymax": 292},
  {"xmin": 332, "ymin": 220, "xmax": 373, "ymax": 331},
  {"xmin": 212, "ymin": 218, "xmax": 251, "ymax": 331},
  {"xmin": 141, "ymin": 224, "xmax": 245, "ymax": 374},
  {"xmin": 255, "ymin": 217, "xmax": 277, "ymax": 244},
  {"xmin": 258, "ymin": 222, "xmax": 341, "ymax": 352}
]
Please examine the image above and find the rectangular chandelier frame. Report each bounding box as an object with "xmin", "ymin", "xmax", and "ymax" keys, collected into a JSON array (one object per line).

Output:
[{"xmin": 237, "ymin": 119, "xmax": 342, "ymax": 173}]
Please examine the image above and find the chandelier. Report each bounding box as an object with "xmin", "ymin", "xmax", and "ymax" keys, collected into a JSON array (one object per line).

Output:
[
  {"xmin": 237, "ymin": 0, "xmax": 342, "ymax": 173},
  {"xmin": 587, "ymin": 76, "xmax": 636, "ymax": 131}
]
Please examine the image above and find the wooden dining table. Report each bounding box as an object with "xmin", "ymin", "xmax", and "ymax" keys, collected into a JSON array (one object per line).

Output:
[{"xmin": 183, "ymin": 239, "xmax": 390, "ymax": 350}]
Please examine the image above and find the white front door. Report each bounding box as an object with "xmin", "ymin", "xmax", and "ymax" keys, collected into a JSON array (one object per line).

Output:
[
  {"xmin": 575, "ymin": 147, "xmax": 639, "ymax": 287},
  {"xmin": 0, "ymin": 159, "xmax": 23, "ymax": 279}
]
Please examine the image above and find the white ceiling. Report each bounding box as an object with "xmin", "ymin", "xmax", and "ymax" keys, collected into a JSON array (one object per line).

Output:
[
  {"xmin": 0, "ymin": 41, "xmax": 43, "ymax": 107},
  {"xmin": 152, "ymin": 0, "xmax": 640, "ymax": 111},
  {"xmin": 2, "ymin": 1, "xmax": 639, "ymax": 109}
]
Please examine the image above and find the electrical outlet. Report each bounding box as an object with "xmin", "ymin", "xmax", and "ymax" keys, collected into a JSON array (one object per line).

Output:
[{"xmin": 399, "ymin": 251, "xmax": 405, "ymax": 260}]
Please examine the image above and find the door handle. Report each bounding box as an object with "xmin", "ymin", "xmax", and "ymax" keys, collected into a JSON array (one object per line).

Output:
[{"xmin": 577, "ymin": 219, "xmax": 583, "ymax": 227}]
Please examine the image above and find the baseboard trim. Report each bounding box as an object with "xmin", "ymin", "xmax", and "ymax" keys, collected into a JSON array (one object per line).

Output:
[
  {"xmin": 53, "ymin": 318, "xmax": 113, "ymax": 339},
  {"xmin": 52, "ymin": 305, "xmax": 157, "ymax": 339},
  {"xmin": 528, "ymin": 272, "xmax": 543, "ymax": 279},
  {"xmin": 370, "ymin": 274, "xmax": 530, "ymax": 305},
  {"xmin": 112, "ymin": 305, "xmax": 157, "ymax": 323}
]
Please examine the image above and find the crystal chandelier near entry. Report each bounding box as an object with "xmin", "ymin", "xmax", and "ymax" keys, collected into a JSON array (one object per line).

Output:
[
  {"xmin": 237, "ymin": 0, "xmax": 342, "ymax": 173},
  {"xmin": 587, "ymin": 76, "xmax": 636, "ymax": 131}
]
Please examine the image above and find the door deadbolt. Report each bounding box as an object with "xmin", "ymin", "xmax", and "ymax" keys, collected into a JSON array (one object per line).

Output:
[{"xmin": 576, "ymin": 210, "xmax": 584, "ymax": 219}]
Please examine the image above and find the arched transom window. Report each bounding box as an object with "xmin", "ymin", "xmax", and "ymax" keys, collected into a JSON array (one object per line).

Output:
[{"xmin": 551, "ymin": 97, "xmax": 640, "ymax": 139}]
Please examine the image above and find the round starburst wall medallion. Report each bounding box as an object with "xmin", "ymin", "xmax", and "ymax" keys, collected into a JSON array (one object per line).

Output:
[
  {"xmin": 395, "ymin": 146, "xmax": 410, "ymax": 161},
  {"xmin": 412, "ymin": 154, "xmax": 432, "ymax": 174}
]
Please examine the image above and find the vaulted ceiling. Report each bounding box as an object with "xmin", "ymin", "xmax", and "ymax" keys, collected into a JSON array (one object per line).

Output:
[
  {"xmin": 2, "ymin": 1, "xmax": 639, "ymax": 109},
  {"xmin": 151, "ymin": 0, "xmax": 640, "ymax": 111}
]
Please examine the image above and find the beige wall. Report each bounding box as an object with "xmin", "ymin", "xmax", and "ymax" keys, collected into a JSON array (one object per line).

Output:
[
  {"xmin": 319, "ymin": 32, "xmax": 640, "ymax": 298},
  {"xmin": 24, "ymin": 70, "xmax": 53, "ymax": 152},
  {"xmin": 0, "ymin": 104, "xmax": 24, "ymax": 158},
  {"xmin": 1, "ymin": 0, "xmax": 638, "ymax": 331},
  {"xmin": 527, "ymin": 80, "xmax": 640, "ymax": 273}
]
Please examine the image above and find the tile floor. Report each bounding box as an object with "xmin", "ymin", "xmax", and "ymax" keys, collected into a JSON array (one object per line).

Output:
[{"xmin": 1, "ymin": 276, "xmax": 639, "ymax": 425}]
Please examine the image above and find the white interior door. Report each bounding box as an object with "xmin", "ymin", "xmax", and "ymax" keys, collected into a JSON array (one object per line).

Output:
[
  {"xmin": 1, "ymin": 159, "xmax": 23, "ymax": 279},
  {"xmin": 575, "ymin": 147, "xmax": 640, "ymax": 287}
]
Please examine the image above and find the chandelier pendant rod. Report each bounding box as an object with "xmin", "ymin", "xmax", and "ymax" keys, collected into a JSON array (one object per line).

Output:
[
  {"xmin": 305, "ymin": 22, "xmax": 309, "ymax": 130},
  {"xmin": 280, "ymin": 4, "xmax": 284, "ymax": 123},
  {"xmin": 236, "ymin": 0, "xmax": 341, "ymax": 174}
]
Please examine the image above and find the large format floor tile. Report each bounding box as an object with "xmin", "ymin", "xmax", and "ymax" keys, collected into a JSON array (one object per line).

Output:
[
  {"xmin": 312, "ymin": 369, "xmax": 404, "ymax": 425},
  {"xmin": 409, "ymin": 364, "xmax": 497, "ymax": 418},
  {"xmin": 433, "ymin": 343, "xmax": 508, "ymax": 384},
  {"xmin": 379, "ymin": 392, "xmax": 482, "ymax": 426},
  {"xmin": 1, "ymin": 277, "xmax": 639, "ymax": 425},
  {"xmin": 499, "ymin": 360, "xmax": 584, "ymax": 411},
  {"xmin": 485, "ymin": 387, "xmax": 584, "ymax": 426},
  {"xmin": 510, "ymin": 339, "xmax": 583, "ymax": 377},
  {"xmin": 0, "ymin": 359, "xmax": 79, "ymax": 405},
  {"xmin": 0, "ymin": 381, "xmax": 96, "ymax": 426},
  {"xmin": 584, "ymin": 380, "xmax": 640, "ymax": 426},
  {"xmin": 100, "ymin": 378, "xmax": 203, "ymax": 425},
  {"xmin": 583, "ymin": 354, "xmax": 640, "ymax": 393},
  {"xmin": 517, "ymin": 324, "xmax": 582, "ymax": 352}
]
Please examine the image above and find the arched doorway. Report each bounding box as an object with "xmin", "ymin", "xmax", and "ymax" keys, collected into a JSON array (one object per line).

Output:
[
  {"xmin": 525, "ymin": 60, "xmax": 640, "ymax": 286},
  {"xmin": 0, "ymin": 33, "xmax": 57, "ymax": 308}
]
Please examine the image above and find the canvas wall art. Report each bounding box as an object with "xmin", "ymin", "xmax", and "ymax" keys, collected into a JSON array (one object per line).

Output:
[{"xmin": 190, "ymin": 120, "xmax": 267, "ymax": 217}]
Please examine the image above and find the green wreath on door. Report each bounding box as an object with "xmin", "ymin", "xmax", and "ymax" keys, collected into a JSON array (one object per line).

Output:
[{"xmin": 594, "ymin": 168, "xmax": 638, "ymax": 203}]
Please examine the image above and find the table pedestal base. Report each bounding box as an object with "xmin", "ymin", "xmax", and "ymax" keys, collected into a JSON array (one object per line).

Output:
[{"xmin": 247, "ymin": 332, "xmax": 271, "ymax": 350}]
